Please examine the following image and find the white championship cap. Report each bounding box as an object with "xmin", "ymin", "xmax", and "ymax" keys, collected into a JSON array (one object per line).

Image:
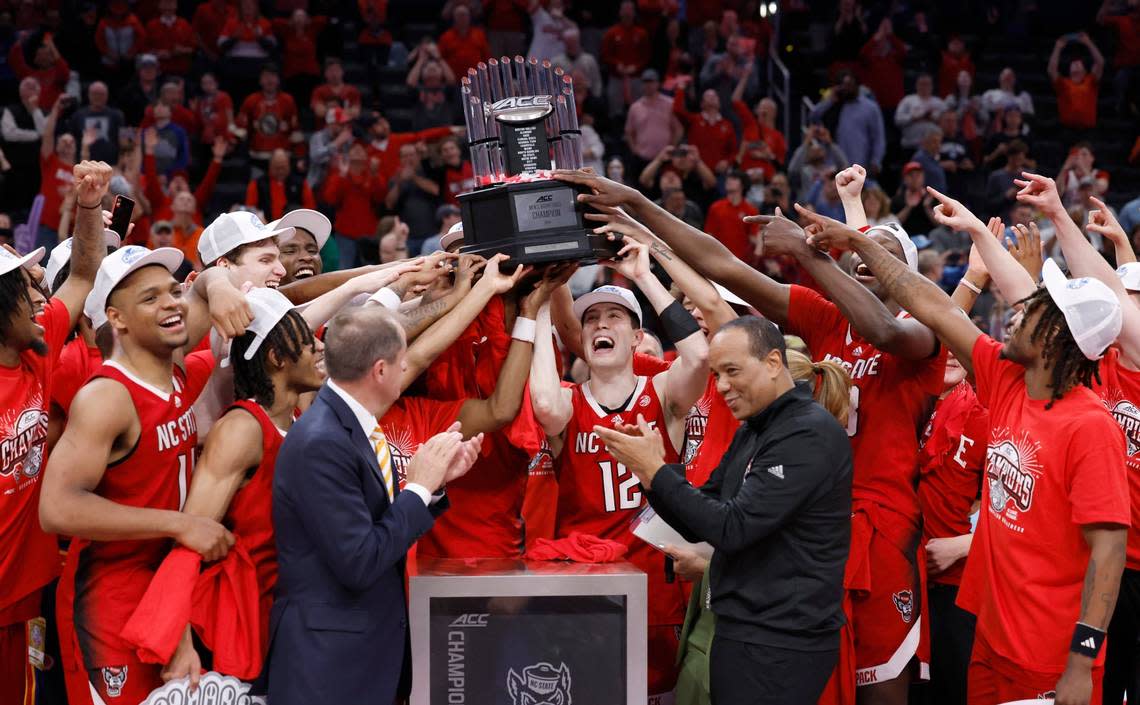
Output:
[
  {"xmin": 440, "ymin": 221, "xmax": 464, "ymax": 251},
  {"xmin": 198, "ymin": 211, "xmax": 295, "ymax": 266},
  {"xmin": 867, "ymin": 222, "xmax": 919, "ymax": 271},
  {"xmin": 268, "ymin": 208, "xmax": 331, "ymax": 250},
  {"xmin": 0, "ymin": 245, "xmax": 45, "ymax": 277},
  {"xmin": 1117, "ymin": 262, "xmax": 1140, "ymax": 292},
  {"xmin": 223, "ymin": 287, "xmax": 296, "ymax": 366},
  {"xmin": 83, "ymin": 245, "xmax": 184, "ymax": 329},
  {"xmin": 44, "ymin": 230, "xmax": 122, "ymax": 293},
  {"xmin": 1041, "ymin": 258, "xmax": 1122, "ymax": 360},
  {"xmin": 573, "ymin": 285, "xmax": 643, "ymax": 325},
  {"xmin": 714, "ymin": 282, "xmax": 749, "ymax": 308}
]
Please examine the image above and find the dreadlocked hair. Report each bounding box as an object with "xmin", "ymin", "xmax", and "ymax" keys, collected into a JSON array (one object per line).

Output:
[
  {"xmin": 0, "ymin": 268, "xmax": 35, "ymax": 345},
  {"xmin": 1018, "ymin": 287, "xmax": 1101, "ymax": 410},
  {"xmin": 231, "ymin": 310, "xmax": 316, "ymax": 408}
]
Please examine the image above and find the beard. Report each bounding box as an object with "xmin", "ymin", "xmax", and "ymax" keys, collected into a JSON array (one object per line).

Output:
[{"xmin": 29, "ymin": 337, "xmax": 49, "ymax": 357}]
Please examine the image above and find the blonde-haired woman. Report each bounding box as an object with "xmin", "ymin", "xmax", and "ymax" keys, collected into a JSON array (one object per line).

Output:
[{"xmin": 787, "ymin": 349, "xmax": 853, "ymax": 427}]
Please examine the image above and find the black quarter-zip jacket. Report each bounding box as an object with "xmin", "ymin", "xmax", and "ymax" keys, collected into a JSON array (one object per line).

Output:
[{"xmin": 647, "ymin": 382, "xmax": 853, "ymax": 651}]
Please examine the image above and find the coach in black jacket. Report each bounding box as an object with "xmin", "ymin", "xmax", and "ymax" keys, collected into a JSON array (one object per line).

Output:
[{"xmin": 596, "ymin": 316, "xmax": 852, "ymax": 705}]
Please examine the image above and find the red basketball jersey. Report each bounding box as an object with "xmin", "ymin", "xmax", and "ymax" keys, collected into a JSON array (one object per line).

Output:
[
  {"xmin": 1092, "ymin": 347, "xmax": 1140, "ymax": 570},
  {"xmin": 73, "ymin": 355, "xmax": 213, "ymax": 668},
  {"xmin": 555, "ymin": 377, "xmax": 686, "ymax": 626},
  {"xmin": 786, "ymin": 285, "xmax": 945, "ymax": 528}
]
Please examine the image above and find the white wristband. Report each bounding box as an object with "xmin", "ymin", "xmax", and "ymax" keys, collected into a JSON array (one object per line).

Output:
[
  {"xmin": 512, "ymin": 316, "xmax": 536, "ymax": 343},
  {"xmin": 958, "ymin": 277, "xmax": 983, "ymax": 295},
  {"xmin": 367, "ymin": 286, "xmax": 402, "ymax": 311}
]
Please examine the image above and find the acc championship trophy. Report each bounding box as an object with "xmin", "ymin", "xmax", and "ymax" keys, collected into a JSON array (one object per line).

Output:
[{"xmin": 457, "ymin": 56, "xmax": 615, "ymax": 264}]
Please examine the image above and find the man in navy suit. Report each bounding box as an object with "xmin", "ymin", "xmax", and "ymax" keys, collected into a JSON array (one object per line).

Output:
[{"xmin": 269, "ymin": 306, "xmax": 483, "ymax": 704}]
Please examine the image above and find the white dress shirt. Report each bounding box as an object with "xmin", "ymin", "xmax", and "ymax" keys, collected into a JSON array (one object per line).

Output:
[{"xmin": 326, "ymin": 379, "xmax": 433, "ymax": 506}]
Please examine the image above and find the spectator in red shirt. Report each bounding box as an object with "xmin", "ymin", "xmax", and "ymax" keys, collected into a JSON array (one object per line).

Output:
[
  {"xmin": 323, "ymin": 142, "xmax": 388, "ymax": 269},
  {"xmin": 310, "ymin": 58, "xmax": 362, "ymax": 124},
  {"xmin": 190, "ymin": 72, "xmax": 236, "ymax": 146},
  {"xmin": 437, "ymin": 5, "xmax": 490, "ymax": 78},
  {"xmin": 601, "ymin": 1, "xmax": 651, "ymax": 116},
  {"xmin": 703, "ymin": 170, "xmax": 758, "ymax": 260},
  {"xmin": 938, "ymin": 35, "xmax": 974, "ymax": 99},
  {"xmin": 673, "ymin": 87, "xmax": 738, "ymax": 174},
  {"xmin": 484, "ymin": 0, "xmax": 529, "ymax": 57},
  {"xmin": 437, "ymin": 136, "xmax": 474, "ymax": 206},
  {"xmin": 246, "ymin": 148, "xmax": 318, "ymax": 222},
  {"xmin": 1097, "ymin": 0, "xmax": 1140, "ymax": 116},
  {"xmin": 236, "ymin": 64, "xmax": 302, "ymax": 163},
  {"xmin": 191, "ymin": 0, "xmax": 234, "ymax": 64},
  {"xmin": 95, "ymin": 0, "xmax": 146, "ymax": 79},
  {"xmin": 1048, "ymin": 32, "xmax": 1105, "ymax": 131},
  {"xmin": 7, "ymin": 31, "xmax": 70, "ymax": 108},
  {"xmin": 734, "ymin": 92, "xmax": 787, "ymax": 185},
  {"xmin": 357, "ymin": 5, "xmax": 394, "ymax": 71},
  {"xmin": 364, "ymin": 111, "xmax": 458, "ymax": 184},
  {"xmin": 272, "ymin": 9, "xmax": 327, "ymax": 109},
  {"xmin": 858, "ymin": 17, "xmax": 907, "ymax": 109},
  {"xmin": 144, "ymin": 0, "xmax": 195, "ymax": 76},
  {"xmin": 36, "ymin": 95, "xmax": 76, "ymax": 252}
]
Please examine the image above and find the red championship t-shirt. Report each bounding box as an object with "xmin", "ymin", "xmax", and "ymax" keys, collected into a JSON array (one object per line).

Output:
[
  {"xmin": 917, "ymin": 381, "xmax": 988, "ymax": 585},
  {"xmin": 682, "ymin": 375, "xmax": 739, "ymax": 487},
  {"xmin": 0, "ymin": 298, "xmax": 70, "ymax": 622},
  {"xmin": 50, "ymin": 338, "xmax": 103, "ymax": 415},
  {"xmin": 556, "ymin": 377, "xmax": 686, "ymax": 626},
  {"xmin": 1091, "ymin": 346, "xmax": 1140, "ymax": 571},
  {"xmin": 786, "ymin": 285, "xmax": 945, "ymax": 527},
  {"xmin": 957, "ymin": 335, "xmax": 1130, "ymax": 676}
]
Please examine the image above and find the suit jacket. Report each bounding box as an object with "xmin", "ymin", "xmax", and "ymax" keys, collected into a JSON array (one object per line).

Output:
[{"xmin": 267, "ymin": 384, "xmax": 447, "ymax": 704}]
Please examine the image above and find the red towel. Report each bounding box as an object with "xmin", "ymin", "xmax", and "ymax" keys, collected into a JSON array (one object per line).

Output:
[
  {"xmin": 121, "ymin": 541, "xmax": 264, "ymax": 680},
  {"xmin": 529, "ymin": 532, "xmax": 628, "ymax": 563}
]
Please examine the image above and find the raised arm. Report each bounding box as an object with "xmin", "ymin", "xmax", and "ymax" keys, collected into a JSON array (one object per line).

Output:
[
  {"xmin": 181, "ymin": 266, "xmax": 254, "ymax": 351},
  {"xmin": 1087, "ymin": 195, "xmax": 1136, "ymax": 265},
  {"xmin": 529, "ymin": 300, "xmax": 574, "ymax": 438},
  {"xmin": 835, "ymin": 164, "xmax": 869, "ymax": 229},
  {"xmin": 401, "ymin": 254, "xmax": 526, "ymax": 390},
  {"xmin": 40, "ymin": 95, "xmax": 63, "ymax": 159},
  {"xmin": 1081, "ymin": 32, "xmax": 1106, "ymax": 80},
  {"xmin": 587, "ymin": 206, "xmax": 737, "ymax": 335},
  {"xmin": 801, "ymin": 209, "xmax": 983, "ymax": 370},
  {"xmin": 1048, "ymin": 36, "xmax": 1064, "ymax": 82},
  {"xmin": 553, "ymin": 170, "xmax": 790, "ymax": 323},
  {"xmin": 53, "ymin": 162, "xmax": 114, "ymax": 327},
  {"xmin": 299, "ymin": 259, "xmax": 422, "ymax": 329}
]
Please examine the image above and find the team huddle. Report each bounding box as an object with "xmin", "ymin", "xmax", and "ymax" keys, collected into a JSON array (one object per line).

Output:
[{"xmin": 1, "ymin": 158, "xmax": 1138, "ymax": 705}]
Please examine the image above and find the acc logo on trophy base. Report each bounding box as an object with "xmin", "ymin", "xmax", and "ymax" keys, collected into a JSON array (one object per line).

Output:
[{"xmin": 507, "ymin": 662, "xmax": 572, "ymax": 705}]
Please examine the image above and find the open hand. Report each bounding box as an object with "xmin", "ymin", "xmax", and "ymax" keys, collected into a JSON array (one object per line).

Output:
[
  {"xmin": 406, "ymin": 424, "xmax": 464, "ymax": 493},
  {"xmin": 521, "ymin": 262, "xmax": 578, "ymax": 316},
  {"xmin": 602, "ymin": 237, "xmax": 652, "ymax": 280},
  {"xmin": 443, "ymin": 429, "xmax": 484, "ymax": 483},
  {"xmin": 552, "ymin": 169, "xmax": 642, "ymax": 209},
  {"xmin": 1087, "ymin": 196, "xmax": 1128, "ymax": 245},
  {"xmin": 592, "ymin": 414, "xmax": 667, "ymax": 486},
  {"xmin": 1007, "ymin": 221, "xmax": 1043, "ymax": 281},
  {"xmin": 475, "ymin": 253, "xmax": 530, "ymax": 294},
  {"xmin": 584, "ymin": 205, "xmax": 657, "ymax": 246},
  {"xmin": 161, "ymin": 629, "xmax": 203, "ymax": 693}
]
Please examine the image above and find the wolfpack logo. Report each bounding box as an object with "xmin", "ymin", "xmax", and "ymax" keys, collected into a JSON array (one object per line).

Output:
[
  {"xmin": 102, "ymin": 665, "xmax": 128, "ymax": 697},
  {"xmin": 0, "ymin": 407, "xmax": 48, "ymax": 478},
  {"xmin": 1110, "ymin": 399, "xmax": 1140, "ymax": 455},
  {"xmin": 638, "ymin": 395, "xmax": 650, "ymax": 407},
  {"xmin": 507, "ymin": 662, "xmax": 571, "ymax": 705},
  {"xmin": 257, "ymin": 112, "xmax": 281, "ymax": 136},
  {"xmin": 986, "ymin": 439, "xmax": 1036, "ymax": 514},
  {"xmin": 891, "ymin": 590, "xmax": 914, "ymax": 624}
]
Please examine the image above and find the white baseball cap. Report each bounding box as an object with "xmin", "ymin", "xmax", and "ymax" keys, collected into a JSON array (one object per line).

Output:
[
  {"xmin": 83, "ymin": 245, "xmax": 184, "ymax": 329},
  {"xmin": 714, "ymin": 282, "xmax": 748, "ymax": 308},
  {"xmin": 573, "ymin": 285, "xmax": 643, "ymax": 326},
  {"xmin": 1041, "ymin": 258, "xmax": 1122, "ymax": 360},
  {"xmin": 1117, "ymin": 262, "xmax": 1140, "ymax": 292},
  {"xmin": 198, "ymin": 211, "xmax": 295, "ymax": 266},
  {"xmin": 867, "ymin": 222, "xmax": 918, "ymax": 271},
  {"xmin": 223, "ymin": 287, "xmax": 296, "ymax": 366},
  {"xmin": 440, "ymin": 221, "xmax": 464, "ymax": 251},
  {"xmin": 269, "ymin": 209, "xmax": 331, "ymax": 250},
  {"xmin": 44, "ymin": 230, "xmax": 122, "ymax": 293},
  {"xmin": 0, "ymin": 246, "xmax": 46, "ymax": 278}
]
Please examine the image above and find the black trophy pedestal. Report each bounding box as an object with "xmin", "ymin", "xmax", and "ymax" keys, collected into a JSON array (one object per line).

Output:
[{"xmin": 457, "ymin": 179, "xmax": 618, "ymax": 266}]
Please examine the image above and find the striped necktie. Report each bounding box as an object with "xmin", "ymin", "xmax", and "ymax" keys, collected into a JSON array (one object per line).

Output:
[{"xmin": 369, "ymin": 425, "xmax": 395, "ymax": 502}]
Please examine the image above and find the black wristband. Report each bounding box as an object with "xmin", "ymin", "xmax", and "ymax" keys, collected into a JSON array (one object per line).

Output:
[
  {"xmin": 659, "ymin": 300, "xmax": 701, "ymax": 342},
  {"xmin": 1070, "ymin": 622, "xmax": 1106, "ymax": 658}
]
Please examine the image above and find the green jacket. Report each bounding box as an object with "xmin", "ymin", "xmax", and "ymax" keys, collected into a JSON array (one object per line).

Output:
[{"xmin": 674, "ymin": 566, "xmax": 716, "ymax": 705}]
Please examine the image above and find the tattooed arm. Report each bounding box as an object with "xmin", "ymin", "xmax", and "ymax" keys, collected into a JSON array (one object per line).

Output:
[{"xmin": 1054, "ymin": 526, "xmax": 1127, "ymax": 705}]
